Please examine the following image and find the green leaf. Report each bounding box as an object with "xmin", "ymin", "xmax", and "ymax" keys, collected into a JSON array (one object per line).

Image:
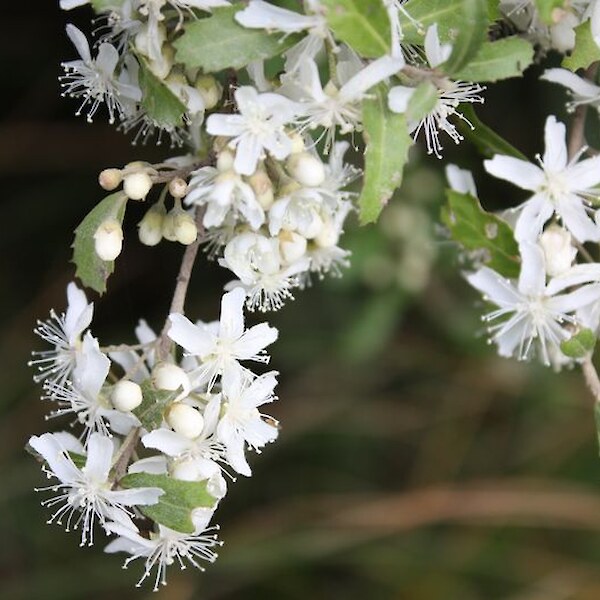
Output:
[
  {"xmin": 534, "ymin": 0, "xmax": 564, "ymax": 24},
  {"xmin": 320, "ymin": 0, "xmax": 390, "ymax": 57},
  {"xmin": 121, "ymin": 473, "xmax": 216, "ymax": 534},
  {"xmin": 138, "ymin": 59, "xmax": 186, "ymax": 128},
  {"xmin": 68, "ymin": 451, "xmax": 87, "ymax": 469},
  {"xmin": 132, "ymin": 380, "xmax": 180, "ymax": 432},
  {"xmin": 457, "ymin": 104, "xmax": 527, "ymax": 160},
  {"xmin": 359, "ymin": 87, "xmax": 413, "ymax": 224},
  {"xmin": 441, "ymin": 189, "xmax": 520, "ymax": 277},
  {"xmin": 406, "ymin": 81, "xmax": 439, "ymax": 123},
  {"xmin": 442, "ymin": 0, "xmax": 488, "ymax": 75},
  {"xmin": 454, "ymin": 37, "xmax": 534, "ymax": 82},
  {"xmin": 72, "ymin": 192, "xmax": 128, "ymax": 295},
  {"xmin": 560, "ymin": 328, "xmax": 596, "ymax": 358},
  {"xmin": 174, "ymin": 6, "xmax": 301, "ymax": 73},
  {"xmin": 91, "ymin": 0, "xmax": 125, "ymax": 11},
  {"xmin": 563, "ymin": 20, "xmax": 600, "ymax": 72},
  {"xmin": 399, "ymin": 0, "xmax": 465, "ymax": 44},
  {"xmin": 487, "ymin": 0, "xmax": 501, "ymax": 20}
]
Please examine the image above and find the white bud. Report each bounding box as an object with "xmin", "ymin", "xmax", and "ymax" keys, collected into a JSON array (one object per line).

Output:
[
  {"xmin": 169, "ymin": 177, "xmax": 188, "ymax": 199},
  {"xmin": 174, "ymin": 211, "xmax": 198, "ymax": 245},
  {"xmin": 247, "ymin": 169, "xmax": 274, "ymax": 210},
  {"xmin": 98, "ymin": 168, "xmax": 122, "ymax": 191},
  {"xmin": 216, "ymin": 149, "xmax": 235, "ymax": 172},
  {"xmin": 138, "ymin": 203, "xmax": 166, "ymax": 247},
  {"xmin": 170, "ymin": 458, "xmax": 202, "ymax": 481},
  {"xmin": 279, "ymin": 230, "xmax": 307, "ymax": 263},
  {"xmin": 288, "ymin": 131, "xmax": 305, "ymax": 154},
  {"xmin": 195, "ymin": 74, "xmax": 222, "ymax": 110},
  {"xmin": 152, "ymin": 363, "xmax": 190, "ymax": 392},
  {"xmin": 111, "ymin": 380, "xmax": 143, "ymax": 412},
  {"xmin": 297, "ymin": 211, "xmax": 324, "ymax": 239},
  {"xmin": 314, "ymin": 218, "xmax": 339, "ymax": 248},
  {"xmin": 124, "ymin": 172, "xmax": 153, "ymax": 200},
  {"xmin": 539, "ymin": 225, "xmax": 577, "ymax": 277},
  {"xmin": 94, "ymin": 219, "xmax": 123, "ymax": 261},
  {"xmin": 147, "ymin": 45, "xmax": 174, "ymax": 80},
  {"xmin": 166, "ymin": 403, "xmax": 205, "ymax": 439},
  {"xmin": 286, "ymin": 152, "xmax": 326, "ymax": 187},
  {"xmin": 162, "ymin": 210, "xmax": 178, "ymax": 242}
]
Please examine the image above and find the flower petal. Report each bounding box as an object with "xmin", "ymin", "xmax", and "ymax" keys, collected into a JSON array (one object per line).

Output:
[{"xmin": 484, "ymin": 156, "xmax": 544, "ymax": 191}]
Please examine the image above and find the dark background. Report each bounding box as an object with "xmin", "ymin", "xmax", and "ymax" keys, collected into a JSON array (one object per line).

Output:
[{"xmin": 2, "ymin": 4, "xmax": 600, "ymax": 599}]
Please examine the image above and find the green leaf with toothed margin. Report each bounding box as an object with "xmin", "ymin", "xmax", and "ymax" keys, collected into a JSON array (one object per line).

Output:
[
  {"xmin": 72, "ymin": 192, "xmax": 128, "ymax": 295},
  {"xmin": 132, "ymin": 380, "xmax": 180, "ymax": 432}
]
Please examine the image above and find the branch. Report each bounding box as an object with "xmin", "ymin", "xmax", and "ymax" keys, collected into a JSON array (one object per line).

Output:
[{"xmin": 111, "ymin": 426, "xmax": 141, "ymax": 485}]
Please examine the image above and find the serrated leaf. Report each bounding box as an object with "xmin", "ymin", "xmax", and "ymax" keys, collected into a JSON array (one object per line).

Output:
[
  {"xmin": 399, "ymin": 0, "xmax": 465, "ymax": 44},
  {"xmin": 320, "ymin": 0, "xmax": 390, "ymax": 57},
  {"xmin": 132, "ymin": 380, "xmax": 180, "ymax": 431},
  {"xmin": 442, "ymin": 189, "xmax": 520, "ymax": 277},
  {"xmin": 72, "ymin": 192, "xmax": 127, "ymax": 295},
  {"xmin": 454, "ymin": 37, "xmax": 534, "ymax": 82},
  {"xmin": 442, "ymin": 0, "xmax": 488, "ymax": 75},
  {"xmin": 174, "ymin": 6, "xmax": 301, "ymax": 73},
  {"xmin": 406, "ymin": 81, "xmax": 438, "ymax": 123},
  {"xmin": 560, "ymin": 328, "xmax": 596, "ymax": 358},
  {"xmin": 138, "ymin": 58, "xmax": 186, "ymax": 128},
  {"xmin": 121, "ymin": 473, "xmax": 216, "ymax": 534},
  {"xmin": 563, "ymin": 20, "xmax": 600, "ymax": 72},
  {"xmin": 457, "ymin": 104, "xmax": 527, "ymax": 160},
  {"xmin": 359, "ymin": 87, "xmax": 413, "ymax": 224},
  {"xmin": 534, "ymin": 0, "xmax": 565, "ymax": 24}
]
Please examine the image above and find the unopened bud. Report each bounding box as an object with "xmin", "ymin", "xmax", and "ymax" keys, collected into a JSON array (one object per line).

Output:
[
  {"xmin": 539, "ymin": 225, "xmax": 576, "ymax": 277},
  {"xmin": 170, "ymin": 458, "xmax": 202, "ymax": 481},
  {"xmin": 124, "ymin": 172, "xmax": 153, "ymax": 200},
  {"xmin": 111, "ymin": 380, "xmax": 143, "ymax": 412},
  {"xmin": 195, "ymin": 74, "xmax": 222, "ymax": 110},
  {"xmin": 288, "ymin": 131, "xmax": 305, "ymax": 154},
  {"xmin": 98, "ymin": 168, "xmax": 122, "ymax": 191},
  {"xmin": 296, "ymin": 211, "xmax": 324, "ymax": 239},
  {"xmin": 166, "ymin": 403, "xmax": 204, "ymax": 439},
  {"xmin": 286, "ymin": 152, "xmax": 326, "ymax": 187},
  {"xmin": 94, "ymin": 219, "xmax": 123, "ymax": 261},
  {"xmin": 279, "ymin": 230, "xmax": 307, "ymax": 263},
  {"xmin": 247, "ymin": 169, "xmax": 274, "ymax": 210},
  {"xmin": 216, "ymin": 149, "xmax": 235, "ymax": 172},
  {"xmin": 147, "ymin": 45, "xmax": 174, "ymax": 80},
  {"xmin": 174, "ymin": 211, "xmax": 198, "ymax": 245},
  {"xmin": 152, "ymin": 362, "xmax": 190, "ymax": 392},
  {"xmin": 138, "ymin": 203, "xmax": 166, "ymax": 246},
  {"xmin": 314, "ymin": 218, "xmax": 339, "ymax": 248},
  {"xmin": 169, "ymin": 177, "xmax": 188, "ymax": 199}
]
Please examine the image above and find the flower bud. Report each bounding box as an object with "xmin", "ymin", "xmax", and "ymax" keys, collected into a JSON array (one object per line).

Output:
[
  {"xmin": 195, "ymin": 74, "xmax": 222, "ymax": 110},
  {"xmin": 169, "ymin": 177, "xmax": 188, "ymax": 199},
  {"xmin": 170, "ymin": 458, "xmax": 202, "ymax": 481},
  {"xmin": 123, "ymin": 172, "xmax": 153, "ymax": 200},
  {"xmin": 166, "ymin": 403, "xmax": 204, "ymax": 439},
  {"xmin": 94, "ymin": 219, "xmax": 123, "ymax": 261},
  {"xmin": 539, "ymin": 225, "xmax": 576, "ymax": 277},
  {"xmin": 296, "ymin": 211, "xmax": 324, "ymax": 239},
  {"xmin": 111, "ymin": 380, "xmax": 143, "ymax": 412},
  {"xmin": 152, "ymin": 363, "xmax": 190, "ymax": 392},
  {"xmin": 216, "ymin": 149, "xmax": 235, "ymax": 172},
  {"xmin": 138, "ymin": 203, "xmax": 166, "ymax": 247},
  {"xmin": 279, "ymin": 230, "xmax": 307, "ymax": 263},
  {"xmin": 98, "ymin": 168, "xmax": 122, "ymax": 191},
  {"xmin": 288, "ymin": 131, "xmax": 305, "ymax": 154},
  {"xmin": 247, "ymin": 169, "xmax": 274, "ymax": 210},
  {"xmin": 286, "ymin": 152, "xmax": 326, "ymax": 187},
  {"xmin": 174, "ymin": 211, "xmax": 198, "ymax": 245},
  {"xmin": 147, "ymin": 45, "xmax": 174, "ymax": 80},
  {"xmin": 314, "ymin": 218, "xmax": 339, "ymax": 248}
]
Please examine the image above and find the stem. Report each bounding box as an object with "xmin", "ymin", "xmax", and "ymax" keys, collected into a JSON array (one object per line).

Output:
[
  {"xmin": 111, "ymin": 426, "xmax": 141, "ymax": 485},
  {"xmin": 156, "ymin": 207, "xmax": 205, "ymax": 361}
]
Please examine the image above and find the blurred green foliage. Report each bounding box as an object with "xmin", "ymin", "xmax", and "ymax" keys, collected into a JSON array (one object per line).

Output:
[{"xmin": 2, "ymin": 5, "xmax": 600, "ymax": 600}]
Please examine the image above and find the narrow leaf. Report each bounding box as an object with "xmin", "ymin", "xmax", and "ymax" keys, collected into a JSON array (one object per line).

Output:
[
  {"xmin": 359, "ymin": 87, "xmax": 413, "ymax": 224},
  {"xmin": 174, "ymin": 6, "xmax": 301, "ymax": 72},
  {"xmin": 121, "ymin": 472, "xmax": 216, "ymax": 534},
  {"xmin": 442, "ymin": 189, "xmax": 520, "ymax": 277},
  {"xmin": 72, "ymin": 192, "xmax": 127, "ymax": 295},
  {"xmin": 320, "ymin": 0, "xmax": 391, "ymax": 57}
]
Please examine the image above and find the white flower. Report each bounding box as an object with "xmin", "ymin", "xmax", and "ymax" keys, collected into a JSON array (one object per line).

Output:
[
  {"xmin": 388, "ymin": 24, "xmax": 485, "ymax": 158},
  {"xmin": 30, "ymin": 431, "xmax": 162, "ymax": 546},
  {"xmin": 60, "ymin": 24, "xmax": 141, "ymax": 123},
  {"xmin": 466, "ymin": 241, "xmax": 600, "ymax": 365},
  {"xmin": 44, "ymin": 332, "xmax": 126, "ymax": 439},
  {"xmin": 217, "ymin": 368, "xmax": 278, "ymax": 476},
  {"xmin": 184, "ymin": 166, "xmax": 265, "ymax": 229},
  {"xmin": 219, "ymin": 232, "xmax": 310, "ymax": 312},
  {"xmin": 235, "ymin": 0, "xmax": 330, "ymax": 73},
  {"xmin": 168, "ymin": 287, "xmax": 278, "ymax": 388},
  {"xmin": 30, "ymin": 282, "xmax": 93, "ymax": 385},
  {"xmin": 445, "ymin": 164, "xmax": 478, "ymax": 197},
  {"xmin": 206, "ymin": 86, "xmax": 299, "ymax": 176},
  {"xmin": 383, "ymin": 0, "xmax": 420, "ymax": 59},
  {"xmin": 484, "ymin": 115, "xmax": 600, "ymax": 243},
  {"xmin": 542, "ymin": 68, "xmax": 600, "ymax": 113},
  {"xmin": 104, "ymin": 514, "xmax": 221, "ymax": 591},
  {"xmin": 282, "ymin": 49, "xmax": 404, "ymax": 149}
]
